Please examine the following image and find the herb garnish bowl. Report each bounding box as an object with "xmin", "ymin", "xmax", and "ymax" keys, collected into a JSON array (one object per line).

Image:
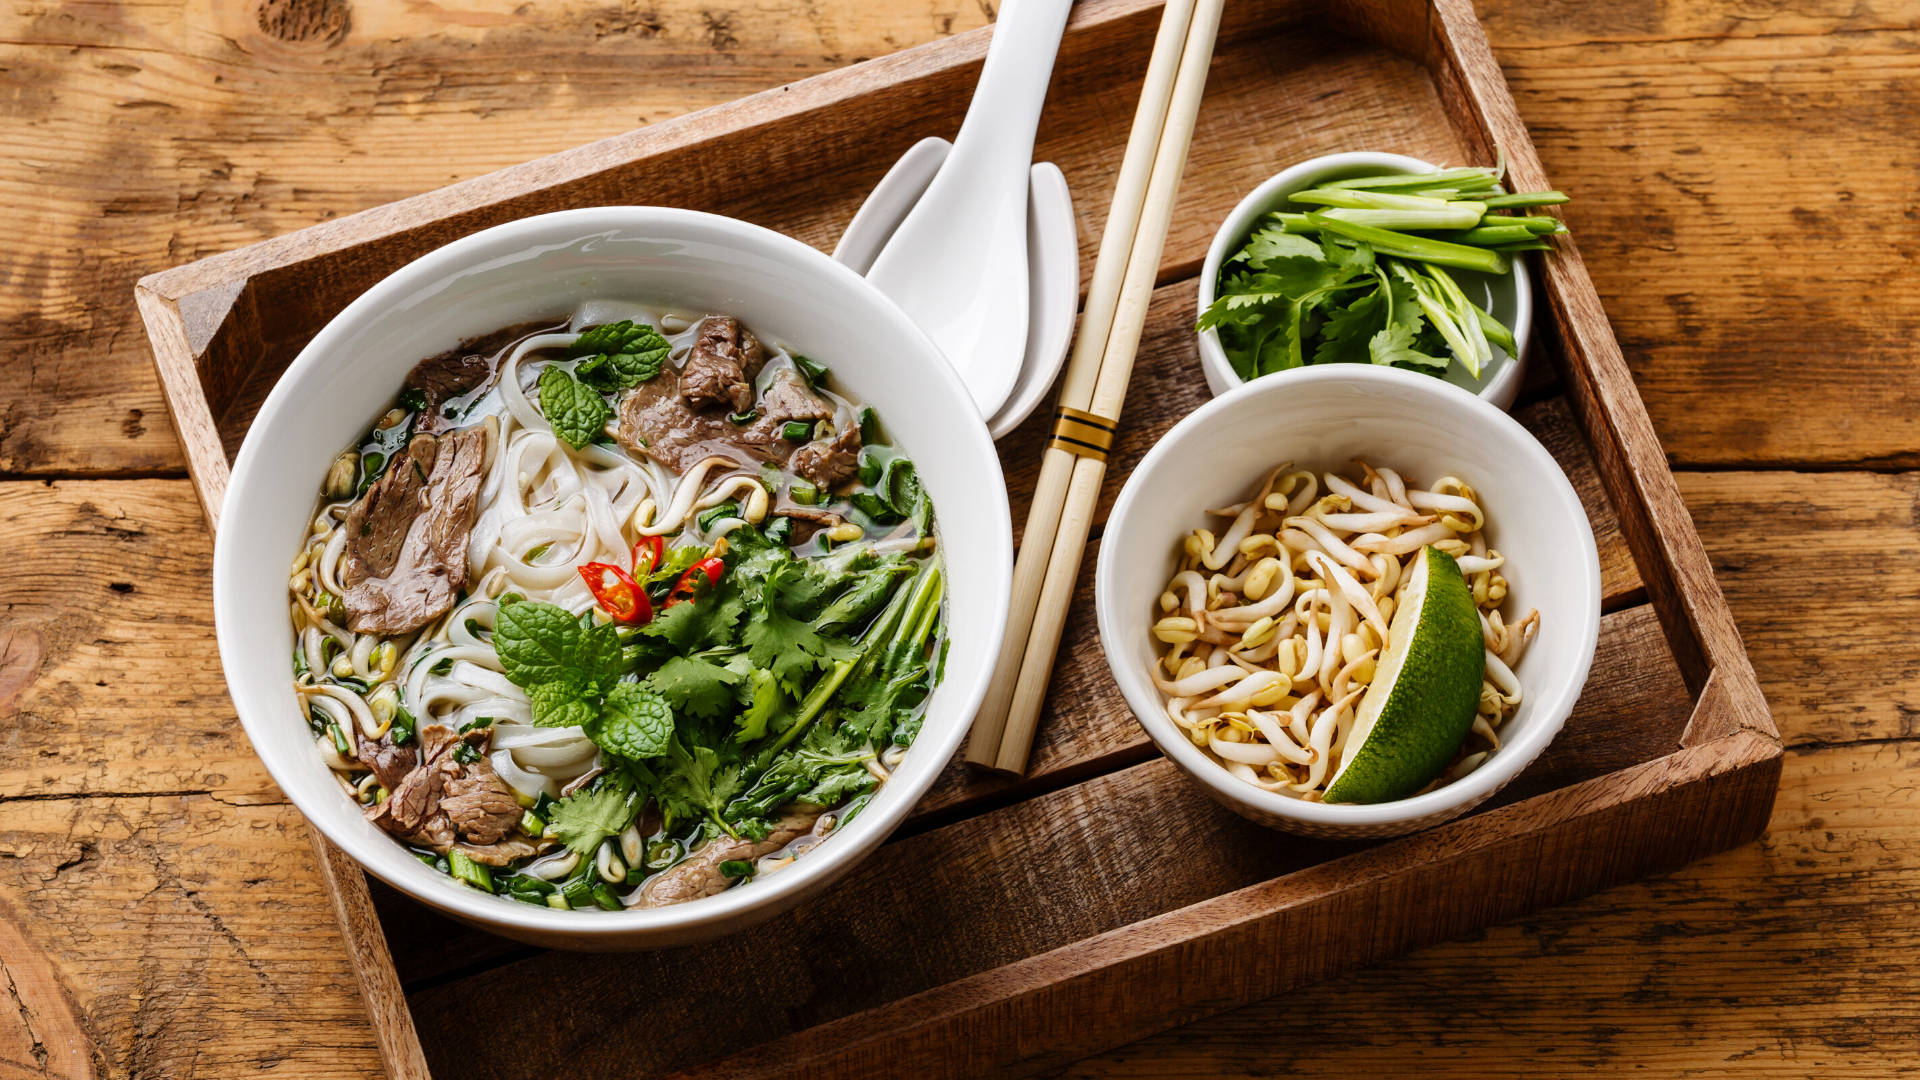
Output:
[
  {"xmin": 213, "ymin": 207, "xmax": 1012, "ymax": 949},
  {"xmin": 1196, "ymin": 151, "xmax": 1534, "ymax": 409}
]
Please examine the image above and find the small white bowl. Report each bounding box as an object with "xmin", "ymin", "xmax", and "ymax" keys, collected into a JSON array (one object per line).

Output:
[
  {"xmin": 1196, "ymin": 151, "xmax": 1534, "ymax": 410},
  {"xmin": 213, "ymin": 207, "xmax": 1012, "ymax": 949},
  {"xmin": 1096, "ymin": 366, "xmax": 1599, "ymax": 839}
]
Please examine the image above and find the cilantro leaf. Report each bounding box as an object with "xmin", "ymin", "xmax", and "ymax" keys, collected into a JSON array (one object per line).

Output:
[
  {"xmin": 656, "ymin": 738, "xmax": 745, "ymax": 836},
  {"xmin": 591, "ymin": 683, "xmax": 676, "ymax": 759},
  {"xmin": 645, "ymin": 588, "xmax": 746, "ymax": 652},
  {"xmin": 548, "ymin": 783, "xmax": 640, "ymax": 856},
  {"xmin": 538, "ymin": 366, "xmax": 612, "ymax": 449},
  {"xmin": 744, "ymin": 564, "xmax": 857, "ymax": 695},
  {"xmin": 646, "ymin": 656, "xmax": 743, "ymax": 720},
  {"xmin": 1242, "ymin": 225, "xmax": 1324, "ymax": 268},
  {"xmin": 734, "ymin": 668, "xmax": 786, "ymax": 742}
]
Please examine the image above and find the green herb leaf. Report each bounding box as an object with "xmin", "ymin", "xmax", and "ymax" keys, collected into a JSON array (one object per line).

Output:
[
  {"xmin": 495, "ymin": 601, "xmax": 582, "ymax": 686},
  {"xmin": 548, "ymin": 783, "xmax": 639, "ymax": 856},
  {"xmin": 537, "ymin": 366, "xmax": 612, "ymax": 449},
  {"xmin": 530, "ymin": 680, "xmax": 597, "ymax": 729},
  {"xmin": 744, "ymin": 564, "xmax": 858, "ymax": 695},
  {"xmin": 569, "ymin": 321, "xmax": 671, "ymax": 391},
  {"xmin": 733, "ymin": 668, "xmax": 786, "ymax": 742},
  {"xmin": 591, "ymin": 683, "xmax": 676, "ymax": 759},
  {"xmin": 646, "ymin": 655, "xmax": 743, "ymax": 720}
]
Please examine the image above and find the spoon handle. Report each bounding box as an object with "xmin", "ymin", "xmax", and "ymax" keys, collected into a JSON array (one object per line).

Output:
[{"xmin": 948, "ymin": 0, "xmax": 1074, "ymax": 178}]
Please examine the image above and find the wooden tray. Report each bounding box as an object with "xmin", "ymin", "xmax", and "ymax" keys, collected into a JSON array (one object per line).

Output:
[{"xmin": 134, "ymin": 0, "xmax": 1780, "ymax": 1075}]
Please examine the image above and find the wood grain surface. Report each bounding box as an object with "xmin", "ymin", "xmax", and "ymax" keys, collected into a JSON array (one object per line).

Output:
[{"xmin": 1, "ymin": 0, "xmax": 1913, "ymax": 1077}]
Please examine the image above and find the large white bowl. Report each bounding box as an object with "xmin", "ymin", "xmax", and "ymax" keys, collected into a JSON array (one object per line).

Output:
[
  {"xmin": 1096, "ymin": 366, "xmax": 1599, "ymax": 839},
  {"xmin": 1197, "ymin": 151, "xmax": 1534, "ymax": 410},
  {"xmin": 213, "ymin": 207, "xmax": 1012, "ymax": 949}
]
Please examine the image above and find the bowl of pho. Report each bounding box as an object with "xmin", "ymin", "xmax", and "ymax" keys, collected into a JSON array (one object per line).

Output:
[
  {"xmin": 1196, "ymin": 151, "xmax": 1547, "ymax": 410},
  {"xmin": 213, "ymin": 207, "xmax": 1012, "ymax": 948},
  {"xmin": 1095, "ymin": 365, "xmax": 1599, "ymax": 838}
]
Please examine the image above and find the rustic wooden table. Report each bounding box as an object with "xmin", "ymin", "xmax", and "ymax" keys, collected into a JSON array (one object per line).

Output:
[{"xmin": 2, "ymin": 0, "xmax": 1912, "ymax": 1076}]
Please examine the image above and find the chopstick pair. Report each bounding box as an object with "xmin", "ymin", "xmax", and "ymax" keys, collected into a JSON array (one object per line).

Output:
[{"xmin": 966, "ymin": 0, "xmax": 1226, "ymax": 774}]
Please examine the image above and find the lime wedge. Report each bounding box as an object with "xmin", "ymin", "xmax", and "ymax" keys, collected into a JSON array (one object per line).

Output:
[{"xmin": 1323, "ymin": 545, "xmax": 1484, "ymax": 804}]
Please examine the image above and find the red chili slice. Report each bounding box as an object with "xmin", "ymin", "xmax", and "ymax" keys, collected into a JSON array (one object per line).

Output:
[
  {"xmin": 578, "ymin": 562, "xmax": 652, "ymax": 625},
  {"xmin": 662, "ymin": 556, "xmax": 726, "ymax": 609},
  {"xmin": 632, "ymin": 535, "xmax": 665, "ymax": 577}
]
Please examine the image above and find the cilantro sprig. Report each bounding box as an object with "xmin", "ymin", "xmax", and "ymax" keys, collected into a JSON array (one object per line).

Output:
[{"xmin": 1197, "ymin": 165, "xmax": 1566, "ymax": 383}]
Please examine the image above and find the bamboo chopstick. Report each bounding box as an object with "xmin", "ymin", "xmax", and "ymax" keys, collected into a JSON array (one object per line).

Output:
[
  {"xmin": 968, "ymin": 0, "xmax": 1226, "ymax": 774},
  {"xmin": 963, "ymin": 0, "xmax": 1203, "ymax": 768}
]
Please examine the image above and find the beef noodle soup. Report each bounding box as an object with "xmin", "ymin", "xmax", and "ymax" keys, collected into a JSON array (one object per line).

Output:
[{"xmin": 287, "ymin": 303, "xmax": 944, "ymax": 910}]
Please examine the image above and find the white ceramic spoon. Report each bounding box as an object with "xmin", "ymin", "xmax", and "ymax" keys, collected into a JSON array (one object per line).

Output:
[
  {"xmin": 835, "ymin": 136, "xmax": 1078, "ymax": 439},
  {"xmin": 862, "ymin": 0, "xmax": 1075, "ymax": 419}
]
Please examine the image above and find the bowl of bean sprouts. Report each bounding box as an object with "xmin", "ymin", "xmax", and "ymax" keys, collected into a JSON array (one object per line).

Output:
[{"xmin": 1096, "ymin": 365, "xmax": 1600, "ymax": 838}]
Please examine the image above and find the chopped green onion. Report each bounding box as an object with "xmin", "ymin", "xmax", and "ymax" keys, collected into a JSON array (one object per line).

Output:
[
  {"xmin": 793, "ymin": 355, "xmax": 829, "ymax": 388},
  {"xmin": 788, "ymin": 479, "xmax": 821, "ymax": 505},
  {"xmin": 1482, "ymin": 191, "xmax": 1569, "ymax": 209},
  {"xmin": 781, "ymin": 420, "xmax": 812, "ymax": 441},
  {"xmin": 727, "ymin": 409, "xmax": 758, "ymax": 425},
  {"xmin": 590, "ymin": 883, "xmax": 623, "ymax": 911},
  {"xmin": 459, "ymin": 716, "xmax": 495, "ymax": 733},
  {"xmin": 559, "ymin": 876, "xmax": 594, "ymax": 909},
  {"xmin": 519, "ymin": 810, "xmax": 546, "ymax": 836},
  {"xmin": 1425, "ymin": 224, "xmax": 1545, "ymax": 247},
  {"xmin": 644, "ymin": 839, "xmax": 680, "ymax": 871},
  {"xmin": 1307, "ymin": 213, "xmax": 1509, "ymax": 275},
  {"xmin": 857, "ymin": 406, "xmax": 878, "ymax": 443},
  {"xmin": 448, "ymin": 850, "xmax": 494, "ymax": 893},
  {"xmin": 697, "ymin": 502, "xmax": 739, "ymax": 530},
  {"xmin": 719, "ymin": 859, "xmax": 755, "ymax": 880},
  {"xmin": 390, "ymin": 705, "xmax": 417, "ymax": 745},
  {"xmin": 327, "ymin": 724, "xmax": 351, "ymax": 757},
  {"xmin": 1319, "ymin": 166, "xmax": 1502, "ymax": 192},
  {"xmin": 546, "ymin": 893, "xmax": 570, "ymax": 910}
]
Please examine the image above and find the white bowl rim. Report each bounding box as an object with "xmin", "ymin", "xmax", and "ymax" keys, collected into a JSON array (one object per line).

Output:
[
  {"xmin": 1195, "ymin": 151, "xmax": 1532, "ymax": 407},
  {"xmin": 213, "ymin": 205, "xmax": 1011, "ymax": 938},
  {"xmin": 1096, "ymin": 364, "xmax": 1600, "ymax": 828}
]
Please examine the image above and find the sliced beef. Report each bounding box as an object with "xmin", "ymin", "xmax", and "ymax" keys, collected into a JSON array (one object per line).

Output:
[
  {"xmin": 440, "ymin": 763, "xmax": 521, "ymax": 845},
  {"xmin": 340, "ymin": 427, "xmax": 487, "ymax": 635},
  {"xmin": 452, "ymin": 838, "xmax": 540, "ymax": 867},
  {"xmin": 407, "ymin": 321, "xmax": 548, "ymax": 433},
  {"xmin": 772, "ymin": 504, "xmax": 842, "ymax": 544},
  {"xmin": 757, "ymin": 367, "xmax": 834, "ymax": 429},
  {"xmin": 364, "ymin": 723, "xmax": 524, "ymax": 854},
  {"xmin": 791, "ymin": 422, "xmax": 862, "ymax": 489},
  {"xmin": 637, "ymin": 809, "xmax": 820, "ymax": 908},
  {"xmin": 615, "ymin": 357, "xmax": 859, "ymax": 486},
  {"xmin": 680, "ymin": 316, "xmax": 767, "ymax": 413},
  {"xmin": 355, "ymin": 730, "xmax": 418, "ymax": 791}
]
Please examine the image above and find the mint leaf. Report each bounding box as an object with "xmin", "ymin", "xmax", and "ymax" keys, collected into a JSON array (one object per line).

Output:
[
  {"xmin": 591, "ymin": 683, "xmax": 675, "ymax": 760},
  {"xmin": 570, "ymin": 320, "xmax": 671, "ymax": 391},
  {"xmin": 646, "ymin": 656, "xmax": 742, "ymax": 720},
  {"xmin": 548, "ymin": 783, "xmax": 639, "ymax": 856},
  {"xmin": 530, "ymin": 680, "xmax": 596, "ymax": 729},
  {"xmin": 538, "ymin": 366, "xmax": 612, "ymax": 449},
  {"xmin": 575, "ymin": 621, "xmax": 624, "ymax": 694},
  {"xmin": 495, "ymin": 600, "xmax": 582, "ymax": 686}
]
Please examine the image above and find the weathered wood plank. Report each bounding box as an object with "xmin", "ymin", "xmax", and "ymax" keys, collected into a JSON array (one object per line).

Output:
[
  {"xmin": 1050, "ymin": 738, "xmax": 1920, "ymax": 1078},
  {"xmin": 0, "ymin": 794, "xmax": 382, "ymax": 1079}
]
